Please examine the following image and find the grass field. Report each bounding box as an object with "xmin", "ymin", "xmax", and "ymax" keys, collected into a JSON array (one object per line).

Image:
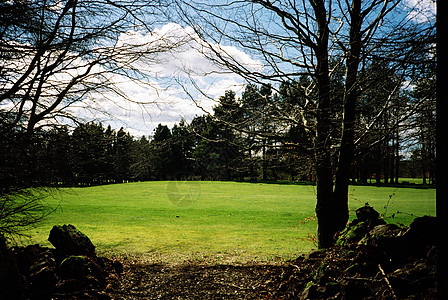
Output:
[{"xmin": 27, "ymin": 181, "xmax": 436, "ymax": 263}]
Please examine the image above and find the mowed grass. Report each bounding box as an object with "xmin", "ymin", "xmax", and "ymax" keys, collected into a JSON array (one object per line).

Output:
[{"xmin": 27, "ymin": 181, "xmax": 436, "ymax": 263}]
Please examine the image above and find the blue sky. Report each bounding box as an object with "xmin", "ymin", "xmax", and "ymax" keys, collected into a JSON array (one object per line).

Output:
[
  {"xmin": 72, "ymin": 22, "xmax": 260, "ymax": 136},
  {"xmin": 75, "ymin": 0, "xmax": 436, "ymax": 137}
]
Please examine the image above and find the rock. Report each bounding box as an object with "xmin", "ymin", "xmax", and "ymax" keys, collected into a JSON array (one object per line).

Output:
[
  {"xmin": 28, "ymin": 252, "xmax": 58, "ymax": 294},
  {"xmin": 57, "ymin": 255, "xmax": 110, "ymax": 290},
  {"xmin": 58, "ymin": 256, "xmax": 92, "ymax": 279},
  {"xmin": 403, "ymin": 215, "xmax": 438, "ymax": 246},
  {"xmin": 13, "ymin": 244, "xmax": 58, "ymax": 296},
  {"xmin": 336, "ymin": 221, "xmax": 372, "ymax": 247},
  {"xmin": 355, "ymin": 204, "xmax": 379, "ymax": 222},
  {"xmin": 357, "ymin": 216, "xmax": 439, "ymax": 266},
  {"xmin": 297, "ymin": 211, "xmax": 438, "ymax": 299},
  {"xmin": 399, "ymin": 216, "xmax": 439, "ymax": 260},
  {"xmin": 358, "ymin": 223, "xmax": 403, "ymax": 247},
  {"xmin": 29, "ymin": 263, "xmax": 58, "ymax": 295},
  {"xmin": 0, "ymin": 235, "xmax": 24, "ymax": 300},
  {"xmin": 48, "ymin": 224, "xmax": 95, "ymax": 257},
  {"xmin": 336, "ymin": 205, "xmax": 386, "ymax": 247},
  {"xmin": 55, "ymin": 255, "xmax": 115, "ymax": 298},
  {"xmin": 367, "ymin": 223, "xmax": 401, "ymax": 236},
  {"xmin": 10, "ymin": 227, "xmax": 123, "ymax": 299}
]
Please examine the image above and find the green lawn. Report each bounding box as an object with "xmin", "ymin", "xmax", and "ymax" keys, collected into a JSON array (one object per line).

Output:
[{"xmin": 27, "ymin": 181, "xmax": 436, "ymax": 263}]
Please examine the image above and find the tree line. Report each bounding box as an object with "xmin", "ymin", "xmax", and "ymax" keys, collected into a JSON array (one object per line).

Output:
[{"xmin": 1, "ymin": 74, "xmax": 435, "ymax": 189}]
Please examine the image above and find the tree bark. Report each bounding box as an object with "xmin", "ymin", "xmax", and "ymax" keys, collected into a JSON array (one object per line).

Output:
[
  {"xmin": 333, "ymin": 0, "xmax": 362, "ymax": 234},
  {"xmin": 312, "ymin": 0, "xmax": 336, "ymax": 249}
]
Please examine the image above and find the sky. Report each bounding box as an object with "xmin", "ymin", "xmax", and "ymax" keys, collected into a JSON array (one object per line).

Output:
[
  {"xmin": 75, "ymin": 0, "xmax": 436, "ymax": 137},
  {"xmin": 74, "ymin": 22, "xmax": 262, "ymax": 137}
]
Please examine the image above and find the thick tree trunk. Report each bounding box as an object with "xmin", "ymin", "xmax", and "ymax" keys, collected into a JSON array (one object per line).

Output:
[
  {"xmin": 314, "ymin": 142, "xmax": 335, "ymax": 249},
  {"xmin": 333, "ymin": 0, "xmax": 362, "ymax": 235},
  {"xmin": 314, "ymin": 70, "xmax": 334, "ymax": 248},
  {"xmin": 313, "ymin": 0, "xmax": 337, "ymax": 249}
]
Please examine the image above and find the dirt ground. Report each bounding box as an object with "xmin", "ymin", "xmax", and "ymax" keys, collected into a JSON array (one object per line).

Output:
[
  {"xmin": 109, "ymin": 261, "xmax": 298, "ymax": 299},
  {"xmin": 106, "ymin": 243, "xmax": 437, "ymax": 300},
  {"xmin": 12, "ymin": 243, "xmax": 437, "ymax": 299}
]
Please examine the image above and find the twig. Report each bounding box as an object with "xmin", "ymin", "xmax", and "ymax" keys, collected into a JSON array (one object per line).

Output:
[
  {"xmin": 214, "ymin": 281, "xmax": 254, "ymax": 291},
  {"xmin": 344, "ymin": 277, "xmax": 382, "ymax": 282},
  {"xmin": 378, "ymin": 264, "xmax": 398, "ymax": 300}
]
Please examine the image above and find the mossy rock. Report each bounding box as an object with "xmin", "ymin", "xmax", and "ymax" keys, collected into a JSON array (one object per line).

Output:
[
  {"xmin": 48, "ymin": 224, "xmax": 95, "ymax": 257},
  {"xmin": 336, "ymin": 205, "xmax": 386, "ymax": 247},
  {"xmin": 336, "ymin": 221, "xmax": 370, "ymax": 246},
  {"xmin": 358, "ymin": 223, "xmax": 402, "ymax": 247},
  {"xmin": 58, "ymin": 256, "xmax": 91, "ymax": 279}
]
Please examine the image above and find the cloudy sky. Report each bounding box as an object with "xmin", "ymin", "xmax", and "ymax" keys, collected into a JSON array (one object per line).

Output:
[
  {"xmin": 76, "ymin": 23, "xmax": 262, "ymax": 137},
  {"xmin": 79, "ymin": 0, "xmax": 435, "ymax": 137}
]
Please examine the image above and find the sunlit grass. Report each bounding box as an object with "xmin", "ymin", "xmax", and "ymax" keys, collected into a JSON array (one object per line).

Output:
[{"xmin": 26, "ymin": 181, "xmax": 436, "ymax": 263}]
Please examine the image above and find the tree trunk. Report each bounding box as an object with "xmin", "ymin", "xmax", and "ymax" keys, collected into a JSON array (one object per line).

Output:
[
  {"xmin": 262, "ymin": 138, "xmax": 267, "ymax": 181},
  {"xmin": 395, "ymin": 128, "xmax": 400, "ymax": 183},
  {"xmin": 313, "ymin": 0, "xmax": 336, "ymax": 249},
  {"xmin": 333, "ymin": 0, "xmax": 362, "ymax": 234},
  {"xmin": 314, "ymin": 100, "xmax": 334, "ymax": 248}
]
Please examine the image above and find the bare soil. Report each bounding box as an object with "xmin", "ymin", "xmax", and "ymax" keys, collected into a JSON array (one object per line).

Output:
[
  {"xmin": 12, "ymin": 241, "xmax": 437, "ymax": 299},
  {"xmin": 109, "ymin": 260, "xmax": 297, "ymax": 299},
  {"xmin": 106, "ymin": 245, "xmax": 437, "ymax": 300}
]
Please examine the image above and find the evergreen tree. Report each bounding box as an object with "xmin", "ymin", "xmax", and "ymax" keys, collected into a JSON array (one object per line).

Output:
[
  {"xmin": 171, "ymin": 120, "xmax": 195, "ymax": 179},
  {"xmin": 150, "ymin": 124, "xmax": 174, "ymax": 180},
  {"xmin": 130, "ymin": 135, "xmax": 153, "ymax": 181},
  {"xmin": 113, "ymin": 128, "xmax": 134, "ymax": 183},
  {"xmin": 70, "ymin": 122, "xmax": 113, "ymax": 185}
]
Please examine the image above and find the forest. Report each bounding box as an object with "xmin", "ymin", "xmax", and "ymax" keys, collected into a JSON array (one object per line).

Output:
[{"xmin": 1, "ymin": 76, "xmax": 436, "ymax": 189}]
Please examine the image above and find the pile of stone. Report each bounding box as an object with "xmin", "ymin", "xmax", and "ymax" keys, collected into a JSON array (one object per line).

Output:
[
  {"xmin": 4, "ymin": 225, "xmax": 123, "ymax": 299},
  {"xmin": 297, "ymin": 204, "xmax": 438, "ymax": 299}
]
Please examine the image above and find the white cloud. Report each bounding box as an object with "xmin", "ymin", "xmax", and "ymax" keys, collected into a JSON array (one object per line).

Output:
[
  {"xmin": 115, "ymin": 23, "xmax": 263, "ymax": 79},
  {"xmin": 86, "ymin": 23, "xmax": 262, "ymax": 135},
  {"xmin": 70, "ymin": 77, "xmax": 198, "ymax": 136},
  {"xmin": 3, "ymin": 21, "xmax": 260, "ymax": 136},
  {"xmin": 403, "ymin": 0, "xmax": 436, "ymax": 24},
  {"xmin": 2, "ymin": 23, "xmax": 261, "ymax": 135}
]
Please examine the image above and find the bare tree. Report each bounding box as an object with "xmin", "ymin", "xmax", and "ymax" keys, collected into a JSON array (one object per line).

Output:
[
  {"xmin": 0, "ymin": 0, "xmax": 187, "ymax": 135},
  {"xmin": 0, "ymin": 0, "xmax": 189, "ymax": 240},
  {"xmin": 173, "ymin": 0, "xmax": 436, "ymax": 248}
]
